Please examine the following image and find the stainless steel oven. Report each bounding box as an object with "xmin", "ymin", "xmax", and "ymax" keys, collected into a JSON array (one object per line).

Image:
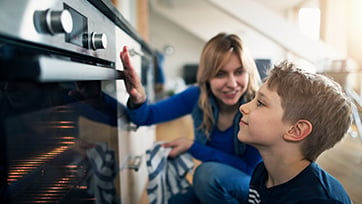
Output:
[{"xmin": 0, "ymin": 0, "xmax": 153, "ymax": 203}]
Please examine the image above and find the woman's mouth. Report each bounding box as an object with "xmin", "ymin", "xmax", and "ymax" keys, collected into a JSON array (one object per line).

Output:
[{"xmin": 223, "ymin": 90, "xmax": 239, "ymax": 98}]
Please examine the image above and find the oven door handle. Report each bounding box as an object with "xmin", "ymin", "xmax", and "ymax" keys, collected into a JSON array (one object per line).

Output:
[{"xmin": 0, "ymin": 55, "xmax": 122, "ymax": 82}]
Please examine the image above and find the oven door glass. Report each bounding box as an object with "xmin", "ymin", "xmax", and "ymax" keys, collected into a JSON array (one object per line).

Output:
[{"xmin": 0, "ymin": 79, "xmax": 124, "ymax": 203}]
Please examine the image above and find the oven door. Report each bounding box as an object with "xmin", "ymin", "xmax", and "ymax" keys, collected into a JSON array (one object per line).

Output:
[{"xmin": 0, "ymin": 40, "xmax": 127, "ymax": 204}]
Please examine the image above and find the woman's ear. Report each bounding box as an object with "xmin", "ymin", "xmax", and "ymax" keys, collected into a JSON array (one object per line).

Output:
[{"xmin": 284, "ymin": 120, "xmax": 312, "ymax": 142}]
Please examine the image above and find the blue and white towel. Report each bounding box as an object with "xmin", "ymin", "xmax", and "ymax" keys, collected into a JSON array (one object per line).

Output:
[
  {"xmin": 146, "ymin": 142, "xmax": 194, "ymax": 204},
  {"xmin": 85, "ymin": 143, "xmax": 118, "ymax": 204}
]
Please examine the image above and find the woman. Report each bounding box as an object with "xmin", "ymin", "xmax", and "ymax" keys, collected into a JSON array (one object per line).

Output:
[{"xmin": 120, "ymin": 33, "xmax": 262, "ymax": 203}]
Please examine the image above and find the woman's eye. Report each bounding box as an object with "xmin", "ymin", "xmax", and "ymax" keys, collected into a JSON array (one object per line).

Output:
[
  {"xmin": 235, "ymin": 68, "xmax": 245, "ymax": 75},
  {"xmin": 215, "ymin": 72, "xmax": 226, "ymax": 78}
]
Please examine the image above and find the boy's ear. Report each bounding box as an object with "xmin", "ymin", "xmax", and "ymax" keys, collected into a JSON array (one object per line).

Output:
[{"xmin": 284, "ymin": 120, "xmax": 312, "ymax": 142}]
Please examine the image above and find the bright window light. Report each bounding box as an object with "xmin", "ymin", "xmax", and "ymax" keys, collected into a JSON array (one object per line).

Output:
[{"xmin": 298, "ymin": 8, "xmax": 321, "ymax": 40}]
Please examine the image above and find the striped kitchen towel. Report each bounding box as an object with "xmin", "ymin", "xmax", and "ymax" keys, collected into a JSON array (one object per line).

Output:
[
  {"xmin": 86, "ymin": 143, "xmax": 118, "ymax": 204},
  {"xmin": 146, "ymin": 142, "xmax": 194, "ymax": 204}
]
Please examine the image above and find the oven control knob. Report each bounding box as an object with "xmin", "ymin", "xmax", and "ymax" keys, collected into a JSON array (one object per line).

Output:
[
  {"xmin": 45, "ymin": 9, "xmax": 73, "ymax": 34},
  {"xmin": 90, "ymin": 32, "xmax": 107, "ymax": 50}
]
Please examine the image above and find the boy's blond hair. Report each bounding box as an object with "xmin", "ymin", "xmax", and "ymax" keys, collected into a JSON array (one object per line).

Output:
[{"xmin": 265, "ymin": 61, "xmax": 352, "ymax": 161}]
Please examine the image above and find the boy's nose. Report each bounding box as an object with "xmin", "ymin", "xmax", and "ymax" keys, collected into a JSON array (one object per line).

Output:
[{"xmin": 239, "ymin": 103, "xmax": 249, "ymax": 114}]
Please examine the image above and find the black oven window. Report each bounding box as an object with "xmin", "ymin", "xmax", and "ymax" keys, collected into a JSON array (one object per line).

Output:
[{"xmin": 0, "ymin": 80, "xmax": 122, "ymax": 204}]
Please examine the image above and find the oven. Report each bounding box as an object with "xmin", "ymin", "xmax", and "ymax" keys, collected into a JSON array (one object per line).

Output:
[{"xmin": 0, "ymin": 0, "xmax": 153, "ymax": 203}]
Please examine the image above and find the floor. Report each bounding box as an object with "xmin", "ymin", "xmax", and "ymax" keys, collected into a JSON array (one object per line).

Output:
[
  {"xmin": 316, "ymin": 130, "xmax": 362, "ymax": 203},
  {"xmin": 142, "ymin": 117, "xmax": 362, "ymax": 203}
]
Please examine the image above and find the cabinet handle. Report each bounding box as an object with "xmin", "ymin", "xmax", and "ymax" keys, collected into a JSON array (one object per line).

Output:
[
  {"xmin": 127, "ymin": 124, "xmax": 139, "ymax": 131},
  {"xmin": 129, "ymin": 48, "xmax": 144, "ymax": 57},
  {"xmin": 127, "ymin": 155, "xmax": 143, "ymax": 171}
]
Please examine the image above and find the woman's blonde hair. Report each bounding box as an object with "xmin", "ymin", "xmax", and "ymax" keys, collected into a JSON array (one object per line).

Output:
[{"xmin": 197, "ymin": 33, "xmax": 261, "ymax": 136}]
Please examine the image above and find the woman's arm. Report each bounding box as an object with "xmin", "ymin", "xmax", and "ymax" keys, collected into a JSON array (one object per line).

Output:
[
  {"xmin": 188, "ymin": 142, "xmax": 262, "ymax": 175},
  {"xmin": 121, "ymin": 45, "xmax": 200, "ymax": 126},
  {"xmin": 127, "ymin": 86, "xmax": 200, "ymax": 125}
]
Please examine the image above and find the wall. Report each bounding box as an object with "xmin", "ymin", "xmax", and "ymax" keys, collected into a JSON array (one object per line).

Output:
[
  {"xmin": 149, "ymin": 5, "xmax": 287, "ymax": 84},
  {"xmin": 346, "ymin": 0, "xmax": 362, "ymax": 95},
  {"xmin": 149, "ymin": 0, "xmax": 362, "ymax": 94},
  {"xmin": 320, "ymin": 0, "xmax": 361, "ymax": 93},
  {"xmin": 149, "ymin": 10, "xmax": 204, "ymax": 80},
  {"xmin": 347, "ymin": 0, "xmax": 362, "ymax": 67}
]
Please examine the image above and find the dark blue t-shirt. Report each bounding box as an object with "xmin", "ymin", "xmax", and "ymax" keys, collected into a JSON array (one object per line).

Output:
[{"xmin": 248, "ymin": 162, "xmax": 352, "ymax": 204}]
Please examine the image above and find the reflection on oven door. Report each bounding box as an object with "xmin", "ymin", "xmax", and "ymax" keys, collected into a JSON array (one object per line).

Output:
[{"xmin": 0, "ymin": 80, "xmax": 125, "ymax": 204}]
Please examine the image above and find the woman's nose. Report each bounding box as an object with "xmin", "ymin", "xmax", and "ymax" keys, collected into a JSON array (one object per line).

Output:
[{"xmin": 227, "ymin": 75, "xmax": 238, "ymax": 88}]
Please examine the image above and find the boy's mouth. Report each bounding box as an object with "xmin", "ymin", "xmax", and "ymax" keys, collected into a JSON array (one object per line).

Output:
[{"xmin": 240, "ymin": 120, "xmax": 248, "ymax": 125}]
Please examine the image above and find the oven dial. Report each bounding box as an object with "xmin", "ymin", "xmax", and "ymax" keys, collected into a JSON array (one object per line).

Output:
[
  {"xmin": 90, "ymin": 32, "xmax": 107, "ymax": 50},
  {"xmin": 45, "ymin": 9, "xmax": 73, "ymax": 34}
]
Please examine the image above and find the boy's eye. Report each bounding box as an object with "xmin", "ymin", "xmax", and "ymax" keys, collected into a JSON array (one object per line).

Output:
[{"xmin": 256, "ymin": 100, "xmax": 264, "ymax": 107}]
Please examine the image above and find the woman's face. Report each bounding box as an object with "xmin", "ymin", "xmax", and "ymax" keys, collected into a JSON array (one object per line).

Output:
[{"xmin": 209, "ymin": 53, "xmax": 249, "ymax": 108}]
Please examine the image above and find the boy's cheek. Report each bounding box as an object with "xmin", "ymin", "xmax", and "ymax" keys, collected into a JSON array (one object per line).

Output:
[{"xmin": 237, "ymin": 128, "xmax": 248, "ymax": 142}]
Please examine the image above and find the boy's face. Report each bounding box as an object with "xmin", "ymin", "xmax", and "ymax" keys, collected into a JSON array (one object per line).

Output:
[{"xmin": 237, "ymin": 82, "xmax": 292, "ymax": 148}]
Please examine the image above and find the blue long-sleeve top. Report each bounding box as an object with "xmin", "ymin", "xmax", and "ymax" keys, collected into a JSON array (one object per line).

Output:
[{"xmin": 127, "ymin": 86, "xmax": 261, "ymax": 175}]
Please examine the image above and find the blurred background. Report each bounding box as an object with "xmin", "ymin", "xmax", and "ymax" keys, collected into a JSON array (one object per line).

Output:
[
  {"xmin": 111, "ymin": 0, "xmax": 362, "ymax": 203},
  {"xmin": 114, "ymin": 0, "xmax": 362, "ymax": 93}
]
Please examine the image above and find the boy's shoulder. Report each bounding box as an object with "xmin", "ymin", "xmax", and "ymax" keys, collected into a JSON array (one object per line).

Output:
[{"xmin": 248, "ymin": 162, "xmax": 352, "ymax": 204}]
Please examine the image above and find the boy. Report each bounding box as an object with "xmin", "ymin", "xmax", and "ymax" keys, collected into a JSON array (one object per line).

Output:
[{"xmin": 238, "ymin": 61, "xmax": 352, "ymax": 203}]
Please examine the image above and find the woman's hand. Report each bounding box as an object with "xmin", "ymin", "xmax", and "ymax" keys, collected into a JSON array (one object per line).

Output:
[
  {"xmin": 119, "ymin": 46, "xmax": 146, "ymax": 106},
  {"xmin": 162, "ymin": 137, "xmax": 194, "ymax": 158}
]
